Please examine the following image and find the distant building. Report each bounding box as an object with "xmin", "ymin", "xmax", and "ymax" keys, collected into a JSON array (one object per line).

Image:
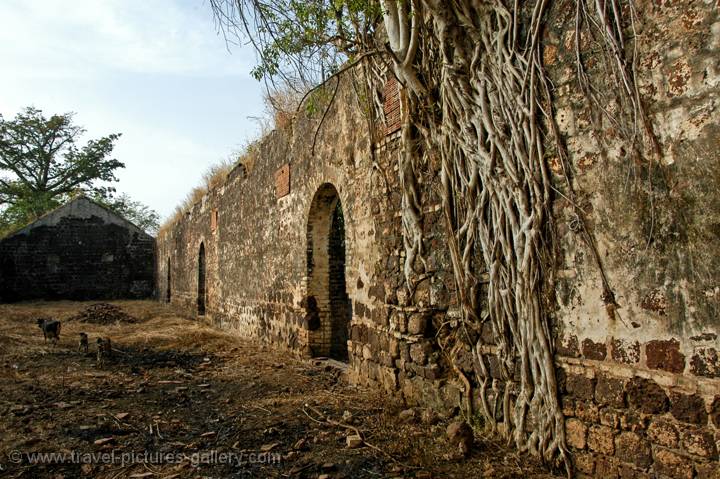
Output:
[{"xmin": 0, "ymin": 196, "xmax": 155, "ymax": 302}]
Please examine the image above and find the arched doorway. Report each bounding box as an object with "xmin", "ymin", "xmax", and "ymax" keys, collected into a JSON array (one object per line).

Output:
[
  {"xmin": 306, "ymin": 183, "xmax": 351, "ymax": 360},
  {"xmin": 166, "ymin": 257, "xmax": 171, "ymax": 303},
  {"xmin": 197, "ymin": 243, "xmax": 206, "ymax": 316}
]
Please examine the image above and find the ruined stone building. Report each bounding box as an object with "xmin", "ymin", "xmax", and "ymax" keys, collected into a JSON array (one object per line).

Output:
[
  {"xmin": 0, "ymin": 196, "xmax": 155, "ymax": 302},
  {"xmin": 158, "ymin": 3, "xmax": 719, "ymax": 477}
]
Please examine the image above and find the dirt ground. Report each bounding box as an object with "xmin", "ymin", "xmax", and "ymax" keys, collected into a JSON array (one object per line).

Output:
[{"xmin": 0, "ymin": 301, "xmax": 560, "ymax": 479}]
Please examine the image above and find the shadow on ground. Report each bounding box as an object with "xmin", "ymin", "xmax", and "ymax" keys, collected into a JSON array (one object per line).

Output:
[{"xmin": 0, "ymin": 301, "xmax": 560, "ymax": 479}]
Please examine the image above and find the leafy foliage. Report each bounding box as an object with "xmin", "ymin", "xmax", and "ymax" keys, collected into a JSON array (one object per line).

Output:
[
  {"xmin": 94, "ymin": 193, "xmax": 161, "ymax": 235},
  {"xmin": 210, "ymin": 0, "xmax": 381, "ymax": 88},
  {"xmin": 0, "ymin": 107, "xmax": 158, "ymax": 235},
  {"xmin": 0, "ymin": 107, "xmax": 123, "ymax": 207}
]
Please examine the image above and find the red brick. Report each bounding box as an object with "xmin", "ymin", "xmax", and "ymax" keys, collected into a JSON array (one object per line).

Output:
[
  {"xmin": 612, "ymin": 338, "xmax": 641, "ymax": 364},
  {"xmin": 557, "ymin": 334, "xmax": 581, "ymax": 357},
  {"xmin": 640, "ymin": 289, "xmax": 668, "ymax": 315},
  {"xmin": 646, "ymin": 338, "xmax": 686, "ymax": 373},
  {"xmin": 210, "ymin": 208, "xmax": 218, "ymax": 232},
  {"xmin": 274, "ymin": 164, "xmax": 290, "ymax": 198},
  {"xmin": 582, "ymin": 337, "xmax": 607, "ymax": 360},
  {"xmin": 690, "ymin": 347, "xmax": 720, "ymax": 378},
  {"xmin": 383, "ymin": 77, "xmax": 401, "ymax": 135}
]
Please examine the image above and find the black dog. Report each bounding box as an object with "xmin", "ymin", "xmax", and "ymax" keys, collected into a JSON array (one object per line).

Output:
[{"xmin": 37, "ymin": 318, "xmax": 61, "ymax": 345}]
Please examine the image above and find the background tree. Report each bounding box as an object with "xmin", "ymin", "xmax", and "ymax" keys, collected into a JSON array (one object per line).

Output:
[
  {"xmin": 0, "ymin": 107, "xmax": 158, "ymax": 235},
  {"xmin": 93, "ymin": 193, "xmax": 161, "ymax": 235}
]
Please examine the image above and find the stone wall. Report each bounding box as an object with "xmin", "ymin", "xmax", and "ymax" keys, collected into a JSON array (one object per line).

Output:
[
  {"xmin": 544, "ymin": 2, "xmax": 720, "ymax": 476},
  {"xmin": 157, "ymin": 2, "xmax": 719, "ymax": 476},
  {"xmin": 0, "ymin": 197, "xmax": 155, "ymax": 301},
  {"xmin": 156, "ymin": 81, "xmax": 378, "ymax": 360}
]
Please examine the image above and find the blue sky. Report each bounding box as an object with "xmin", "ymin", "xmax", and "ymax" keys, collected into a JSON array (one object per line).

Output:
[{"xmin": 0, "ymin": 0, "xmax": 266, "ymax": 220}]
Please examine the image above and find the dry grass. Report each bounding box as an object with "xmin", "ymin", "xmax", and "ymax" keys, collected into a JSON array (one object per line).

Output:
[
  {"xmin": 245, "ymin": 82, "xmax": 309, "ymax": 136},
  {"xmin": 202, "ymin": 160, "xmax": 233, "ymax": 191},
  {"xmin": 235, "ymin": 140, "xmax": 259, "ymax": 173},
  {"xmin": 157, "ymin": 145, "xmax": 262, "ymax": 238},
  {"xmin": 263, "ymin": 84, "xmax": 305, "ymax": 131},
  {"xmin": 0, "ymin": 300, "xmax": 562, "ymax": 479},
  {"xmin": 157, "ymin": 82, "xmax": 306, "ymax": 239}
]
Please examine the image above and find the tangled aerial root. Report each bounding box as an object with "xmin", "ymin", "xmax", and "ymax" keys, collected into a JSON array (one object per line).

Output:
[
  {"xmin": 209, "ymin": 0, "xmax": 652, "ymax": 475},
  {"xmin": 382, "ymin": 1, "xmax": 649, "ymax": 475}
]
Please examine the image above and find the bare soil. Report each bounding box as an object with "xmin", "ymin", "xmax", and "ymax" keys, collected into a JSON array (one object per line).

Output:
[{"xmin": 0, "ymin": 301, "xmax": 560, "ymax": 479}]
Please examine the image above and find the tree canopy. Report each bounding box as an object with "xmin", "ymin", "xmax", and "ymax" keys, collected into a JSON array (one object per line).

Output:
[
  {"xmin": 0, "ymin": 107, "xmax": 158, "ymax": 235},
  {"xmin": 95, "ymin": 193, "xmax": 160, "ymax": 234},
  {"xmin": 210, "ymin": 0, "xmax": 382, "ymax": 89}
]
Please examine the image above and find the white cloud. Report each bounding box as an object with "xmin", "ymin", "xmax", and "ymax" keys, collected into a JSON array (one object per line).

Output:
[
  {"xmin": 111, "ymin": 122, "xmax": 230, "ymax": 220},
  {"xmin": 0, "ymin": 0, "xmax": 256, "ymax": 79},
  {"xmin": 0, "ymin": 0, "xmax": 267, "ymax": 220}
]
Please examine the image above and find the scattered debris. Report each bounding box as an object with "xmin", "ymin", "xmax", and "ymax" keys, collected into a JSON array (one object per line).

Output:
[
  {"xmin": 421, "ymin": 409, "xmax": 439, "ymax": 425},
  {"xmin": 398, "ymin": 408, "xmax": 417, "ymax": 423},
  {"xmin": 71, "ymin": 303, "xmax": 137, "ymax": 324},
  {"xmin": 346, "ymin": 434, "xmax": 363, "ymax": 449}
]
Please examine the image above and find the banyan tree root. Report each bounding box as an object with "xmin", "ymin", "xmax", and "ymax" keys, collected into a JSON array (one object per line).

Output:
[
  {"xmin": 208, "ymin": 0, "xmax": 652, "ymax": 475},
  {"xmin": 383, "ymin": 0, "xmax": 573, "ymax": 472},
  {"xmin": 380, "ymin": 0, "xmax": 652, "ymax": 474}
]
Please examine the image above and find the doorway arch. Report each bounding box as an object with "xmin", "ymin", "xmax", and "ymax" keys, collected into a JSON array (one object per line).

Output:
[
  {"xmin": 306, "ymin": 183, "xmax": 351, "ymax": 360},
  {"xmin": 197, "ymin": 243, "xmax": 206, "ymax": 316}
]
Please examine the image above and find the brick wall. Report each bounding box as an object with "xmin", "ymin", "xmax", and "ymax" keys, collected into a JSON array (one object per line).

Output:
[
  {"xmin": 0, "ymin": 198, "xmax": 155, "ymax": 301},
  {"xmin": 275, "ymin": 163, "xmax": 290, "ymax": 198},
  {"xmin": 383, "ymin": 76, "xmax": 402, "ymax": 135},
  {"xmin": 545, "ymin": 2, "xmax": 720, "ymax": 476},
  {"xmin": 157, "ymin": 3, "xmax": 720, "ymax": 476}
]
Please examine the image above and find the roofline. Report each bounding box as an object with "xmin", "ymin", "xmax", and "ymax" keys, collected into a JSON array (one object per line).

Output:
[
  {"xmin": 81, "ymin": 196, "xmax": 155, "ymax": 240},
  {"xmin": 1, "ymin": 195, "xmax": 155, "ymax": 240}
]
